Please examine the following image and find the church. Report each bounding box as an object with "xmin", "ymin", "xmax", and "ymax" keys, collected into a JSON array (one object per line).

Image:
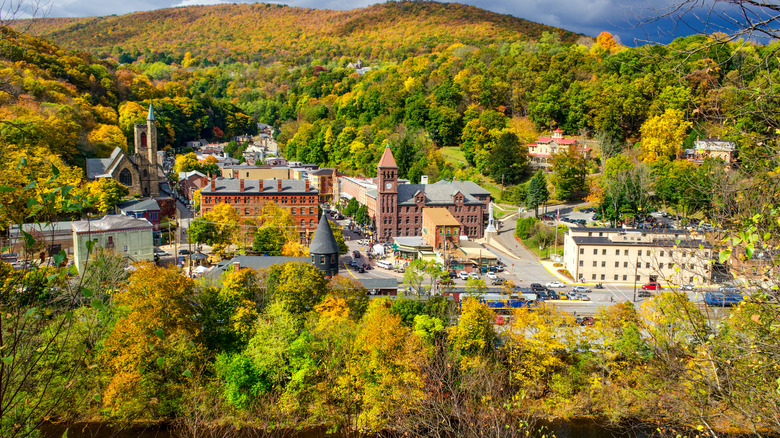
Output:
[{"xmin": 86, "ymin": 104, "xmax": 161, "ymax": 197}]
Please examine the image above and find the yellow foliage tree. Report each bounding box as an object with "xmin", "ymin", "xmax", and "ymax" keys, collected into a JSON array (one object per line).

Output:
[
  {"xmin": 88, "ymin": 124, "xmax": 127, "ymax": 155},
  {"xmin": 100, "ymin": 263, "xmax": 204, "ymax": 420},
  {"xmin": 639, "ymin": 109, "xmax": 692, "ymax": 162}
]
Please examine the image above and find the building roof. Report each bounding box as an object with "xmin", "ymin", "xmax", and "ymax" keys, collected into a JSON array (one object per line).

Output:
[
  {"xmin": 179, "ymin": 170, "xmax": 206, "ymax": 181},
  {"xmin": 378, "ymin": 144, "xmax": 398, "ymax": 168},
  {"xmin": 355, "ymin": 277, "xmax": 399, "ymax": 291},
  {"xmin": 423, "ymin": 208, "xmax": 461, "ymax": 226},
  {"xmin": 117, "ymin": 198, "xmax": 160, "ymax": 213},
  {"xmin": 570, "ymin": 235, "xmax": 711, "ymax": 248},
  {"xmin": 201, "ymin": 178, "xmax": 318, "ymax": 195},
  {"xmin": 72, "ymin": 215, "xmax": 153, "ymax": 233},
  {"xmin": 309, "ymin": 218, "xmax": 340, "ymax": 255},
  {"xmin": 393, "ymin": 236, "xmax": 431, "ymax": 248},
  {"xmin": 210, "ymin": 255, "xmax": 308, "ymax": 277},
  {"xmin": 310, "ymin": 168, "xmax": 335, "ymax": 176},
  {"xmin": 86, "ymin": 147, "xmax": 125, "ymax": 179},
  {"xmin": 397, "ymin": 181, "xmax": 486, "ymax": 206},
  {"xmin": 147, "ymin": 104, "xmax": 156, "ymax": 121}
]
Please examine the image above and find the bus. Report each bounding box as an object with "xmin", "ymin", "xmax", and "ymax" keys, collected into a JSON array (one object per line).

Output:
[{"xmin": 450, "ymin": 293, "xmax": 540, "ymax": 311}]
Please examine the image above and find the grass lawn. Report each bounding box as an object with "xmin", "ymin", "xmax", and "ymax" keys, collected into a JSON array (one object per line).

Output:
[
  {"xmin": 519, "ymin": 236, "xmax": 564, "ymax": 260},
  {"xmin": 440, "ymin": 146, "xmax": 467, "ymax": 164}
]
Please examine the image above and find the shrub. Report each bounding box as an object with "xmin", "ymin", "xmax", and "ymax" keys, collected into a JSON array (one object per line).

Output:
[{"xmin": 515, "ymin": 216, "xmax": 540, "ymax": 239}]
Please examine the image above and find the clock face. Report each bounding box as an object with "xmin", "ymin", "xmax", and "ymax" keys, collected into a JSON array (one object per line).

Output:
[{"xmin": 385, "ymin": 182, "xmax": 392, "ymax": 189}]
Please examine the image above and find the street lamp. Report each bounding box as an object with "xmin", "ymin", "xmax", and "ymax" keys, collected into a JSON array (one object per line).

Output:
[{"xmin": 539, "ymin": 245, "xmax": 543, "ymax": 259}]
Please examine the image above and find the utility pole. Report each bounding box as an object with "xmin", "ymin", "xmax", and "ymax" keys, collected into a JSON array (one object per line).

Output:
[
  {"xmin": 633, "ymin": 256, "xmax": 638, "ymax": 302},
  {"xmin": 500, "ymin": 174, "xmax": 505, "ymax": 201}
]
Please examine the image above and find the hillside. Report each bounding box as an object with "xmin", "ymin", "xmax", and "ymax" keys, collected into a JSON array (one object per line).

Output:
[{"xmin": 19, "ymin": 2, "xmax": 580, "ymax": 64}]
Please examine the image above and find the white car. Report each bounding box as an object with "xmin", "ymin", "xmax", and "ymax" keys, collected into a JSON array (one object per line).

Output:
[
  {"xmin": 546, "ymin": 281, "xmax": 565, "ymax": 288},
  {"xmin": 469, "ymin": 272, "xmax": 480, "ymax": 279},
  {"xmin": 578, "ymin": 293, "xmax": 591, "ymax": 301},
  {"xmin": 458, "ymin": 271, "xmax": 469, "ymax": 280},
  {"xmin": 571, "ymin": 285, "xmax": 591, "ymax": 294},
  {"xmin": 486, "ymin": 272, "xmax": 497, "ymax": 280}
]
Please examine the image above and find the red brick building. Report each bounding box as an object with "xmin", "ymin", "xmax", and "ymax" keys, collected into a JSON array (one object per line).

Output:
[
  {"xmin": 375, "ymin": 145, "xmax": 490, "ymax": 242},
  {"xmin": 422, "ymin": 208, "xmax": 462, "ymax": 251},
  {"xmin": 200, "ymin": 178, "xmax": 319, "ymax": 237}
]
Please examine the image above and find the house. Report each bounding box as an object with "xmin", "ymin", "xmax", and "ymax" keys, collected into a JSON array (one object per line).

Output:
[
  {"xmin": 308, "ymin": 168, "xmax": 337, "ymax": 203},
  {"xmin": 221, "ymin": 165, "xmax": 290, "ymax": 180},
  {"xmin": 683, "ymin": 138, "xmax": 736, "ymax": 164},
  {"xmin": 527, "ymin": 128, "xmax": 592, "ymax": 170},
  {"xmin": 116, "ymin": 198, "xmax": 162, "ymax": 245},
  {"xmin": 8, "ymin": 221, "xmax": 75, "ymax": 259},
  {"xmin": 72, "ymin": 215, "xmax": 154, "ymax": 273}
]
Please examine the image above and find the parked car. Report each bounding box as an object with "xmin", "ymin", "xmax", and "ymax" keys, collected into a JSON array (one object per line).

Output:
[
  {"xmin": 718, "ymin": 285, "xmax": 740, "ymax": 293},
  {"xmin": 448, "ymin": 270, "xmax": 458, "ymax": 279},
  {"xmin": 546, "ymin": 290, "xmax": 559, "ymax": 300},
  {"xmin": 486, "ymin": 272, "xmax": 497, "ymax": 280},
  {"xmin": 495, "ymin": 264, "xmax": 505, "ymax": 272},
  {"xmin": 530, "ymin": 283, "xmax": 545, "ymax": 291},
  {"xmin": 641, "ymin": 282, "xmax": 662, "ymax": 290},
  {"xmin": 638, "ymin": 290, "xmax": 652, "ymax": 297},
  {"xmin": 578, "ymin": 293, "xmax": 591, "ymax": 301},
  {"xmin": 469, "ymin": 272, "xmax": 480, "ymax": 279},
  {"xmin": 357, "ymin": 266, "xmax": 365, "ymax": 273},
  {"xmin": 178, "ymin": 249, "xmax": 191, "ymax": 255},
  {"xmin": 154, "ymin": 248, "xmax": 170, "ymax": 256},
  {"xmin": 571, "ymin": 285, "xmax": 591, "ymax": 293},
  {"xmin": 581, "ymin": 316, "xmax": 596, "ymax": 326},
  {"xmin": 459, "ymin": 271, "xmax": 470, "ymax": 280},
  {"xmin": 680, "ymin": 283, "xmax": 695, "ymax": 291},
  {"xmin": 353, "ymin": 251, "xmax": 361, "ymax": 258},
  {"xmin": 546, "ymin": 281, "xmax": 565, "ymax": 288},
  {"xmin": 495, "ymin": 315, "xmax": 506, "ymax": 326},
  {"xmin": 566, "ymin": 291, "xmax": 579, "ymax": 300},
  {"xmin": 349, "ymin": 260, "xmax": 358, "ymax": 267},
  {"xmin": 491, "ymin": 278, "xmax": 506, "ymax": 285}
]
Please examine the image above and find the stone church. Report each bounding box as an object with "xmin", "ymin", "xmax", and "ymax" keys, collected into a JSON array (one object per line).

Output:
[{"xmin": 86, "ymin": 104, "xmax": 160, "ymax": 197}]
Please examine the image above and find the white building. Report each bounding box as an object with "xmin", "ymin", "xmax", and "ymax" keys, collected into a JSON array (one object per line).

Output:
[{"xmin": 72, "ymin": 215, "xmax": 154, "ymax": 274}]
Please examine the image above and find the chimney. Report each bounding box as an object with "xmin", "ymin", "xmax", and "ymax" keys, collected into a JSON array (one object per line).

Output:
[
  {"xmin": 305, "ymin": 180, "xmax": 310, "ymax": 191},
  {"xmin": 210, "ymin": 179, "xmax": 215, "ymax": 191},
  {"xmin": 258, "ymin": 179, "xmax": 264, "ymax": 191},
  {"xmin": 421, "ymin": 175, "xmax": 429, "ymax": 185},
  {"xmin": 277, "ymin": 179, "xmax": 283, "ymax": 191},
  {"xmin": 232, "ymin": 261, "xmax": 240, "ymax": 271},
  {"xmin": 240, "ymin": 179, "xmax": 245, "ymax": 192}
]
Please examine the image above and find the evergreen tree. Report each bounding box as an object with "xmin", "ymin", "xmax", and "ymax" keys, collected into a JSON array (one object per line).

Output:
[{"xmin": 525, "ymin": 170, "xmax": 549, "ymax": 217}]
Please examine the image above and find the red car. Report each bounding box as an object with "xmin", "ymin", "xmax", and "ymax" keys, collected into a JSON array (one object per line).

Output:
[
  {"xmin": 641, "ymin": 282, "xmax": 662, "ymax": 290},
  {"xmin": 495, "ymin": 316, "xmax": 506, "ymax": 326}
]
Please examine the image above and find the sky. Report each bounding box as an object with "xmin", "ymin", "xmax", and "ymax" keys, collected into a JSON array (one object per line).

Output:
[{"xmin": 5, "ymin": 0, "xmax": 757, "ymax": 46}]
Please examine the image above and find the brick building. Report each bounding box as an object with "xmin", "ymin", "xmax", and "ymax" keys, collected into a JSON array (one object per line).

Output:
[
  {"xmin": 422, "ymin": 208, "xmax": 462, "ymax": 251},
  {"xmin": 375, "ymin": 145, "xmax": 490, "ymax": 242},
  {"xmin": 200, "ymin": 178, "xmax": 319, "ymax": 237},
  {"xmin": 308, "ymin": 168, "xmax": 337, "ymax": 203}
]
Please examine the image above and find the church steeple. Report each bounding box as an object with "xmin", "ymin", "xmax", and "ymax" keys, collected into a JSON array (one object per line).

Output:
[{"xmin": 147, "ymin": 104, "xmax": 156, "ymax": 121}]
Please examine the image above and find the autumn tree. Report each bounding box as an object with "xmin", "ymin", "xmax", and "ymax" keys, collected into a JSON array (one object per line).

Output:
[
  {"xmin": 100, "ymin": 263, "xmax": 204, "ymax": 421},
  {"xmin": 639, "ymin": 109, "xmax": 691, "ymax": 162},
  {"xmin": 80, "ymin": 177, "xmax": 129, "ymax": 213}
]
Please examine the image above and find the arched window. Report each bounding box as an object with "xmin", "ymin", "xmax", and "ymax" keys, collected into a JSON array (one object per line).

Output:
[
  {"xmin": 140, "ymin": 132, "xmax": 147, "ymax": 147},
  {"xmin": 119, "ymin": 169, "xmax": 132, "ymax": 186},
  {"xmin": 143, "ymin": 169, "xmax": 149, "ymax": 178}
]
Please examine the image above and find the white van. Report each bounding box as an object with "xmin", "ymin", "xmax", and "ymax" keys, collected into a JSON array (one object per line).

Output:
[{"xmin": 377, "ymin": 260, "xmax": 393, "ymax": 270}]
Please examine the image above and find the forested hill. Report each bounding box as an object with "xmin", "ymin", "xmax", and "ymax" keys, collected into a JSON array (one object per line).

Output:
[{"xmin": 19, "ymin": 2, "xmax": 580, "ymax": 64}]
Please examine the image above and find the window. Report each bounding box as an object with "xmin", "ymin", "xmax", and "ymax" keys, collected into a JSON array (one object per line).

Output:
[
  {"xmin": 645, "ymin": 262, "xmax": 650, "ymax": 268},
  {"xmin": 588, "ymin": 232, "xmax": 592, "ymax": 237},
  {"xmin": 331, "ymin": 255, "xmax": 336, "ymax": 264},
  {"xmin": 593, "ymin": 249, "xmax": 598, "ymax": 255},
  {"xmin": 616, "ymin": 249, "xmax": 620, "ymax": 255},
  {"xmin": 624, "ymin": 262, "xmax": 628, "ymax": 268},
  {"xmin": 107, "ymin": 236, "xmax": 114, "ymax": 246},
  {"xmin": 300, "ymin": 220, "xmax": 304, "ymax": 228},
  {"xmin": 580, "ymin": 248, "xmax": 584, "ymax": 255},
  {"xmin": 320, "ymin": 255, "xmax": 325, "ymax": 264},
  {"xmin": 615, "ymin": 262, "xmax": 619, "ymax": 268},
  {"xmin": 601, "ymin": 274, "xmax": 605, "ymax": 280},
  {"xmin": 579, "ymin": 260, "xmax": 583, "ymax": 267},
  {"xmin": 659, "ymin": 263, "xmax": 664, "ymax": 269},
  {"xmin": 602, "ymin": 249, "xmax": 607, "ymax": 255},
  {"xmin": 310, "ymin": 220, "xmax": 314, "ymax": 227},
  {"xmin": 599, "ymin": 232, "xmax": 604, "ymax": 237},
  {"xmin": 614, "ymin": 275, "xmax": 619, "ymax": 280},
  {"xmin": 601, "ymin": 261, "xmax": 606, "ymax": 267},
  {"xmin": 646, "ymin": 250, "xmax": 651, "ymax": 256},
  {"xmin": 636, "ymin": 275, "xmax": 640, "ymax": 281},
  {"xmin": 291, "ymin": 207, "xmax": 296, "ymax": 215},
  {"xmin": 310, "ymin": 207, "xmax": 315, "ymax": 215},
  {"xmin": 592, "ymin": 274, "xmax": 597, "ymax": 280},
  {"xmin": 623, "ymin": 275, "xmax": 627, "ymax": 281},
  {"xmin": 660, "ymin": 251, "xmax": 665, "ymax": 257},
  {"xmin": 624, "ymin": 250, "xmax": 629, "ymax": 256},
  {"xmin": 593, "ymin": 261, "xmax": 597, "ymax": 267},
  {"xmin": 119, "ymin": 168, "xmax": 132, "ymax": 186}
]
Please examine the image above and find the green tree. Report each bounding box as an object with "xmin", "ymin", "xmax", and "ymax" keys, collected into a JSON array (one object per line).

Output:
[
  {"xmin": 550, "ymin": 145, "xmax": 589, "ymax": 201},
  {"xmin": 252, "ymin": 226, "xmax": 287, "ymax": 254},
  {"xmin": 487, "ymin": 131, "xmax": 527, "ymax": 184},
  {"xmin": 82, "ymin": 178, "xmax": 129, "ymax": 213},
  {"xmin": 525, "ymin": 170, "xmax": 549, "ymax": 217}
]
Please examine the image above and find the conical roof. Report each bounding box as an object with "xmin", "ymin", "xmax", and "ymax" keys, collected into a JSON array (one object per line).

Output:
[
  {"xmin": 147, "ymin": 104, "xmax": 156, "ymax": 121},
  {"xmin": 377, "ymin": 144, "xmax": 397, "ymax": 168},
  {"xmin": 309, "ymin": 218, "xmax": 340, "ymax": 255}
]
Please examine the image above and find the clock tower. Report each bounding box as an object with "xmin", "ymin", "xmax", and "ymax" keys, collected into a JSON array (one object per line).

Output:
[{"xmin": 377, "ymin": 144, "xmax": 398, "ymax": 242}]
